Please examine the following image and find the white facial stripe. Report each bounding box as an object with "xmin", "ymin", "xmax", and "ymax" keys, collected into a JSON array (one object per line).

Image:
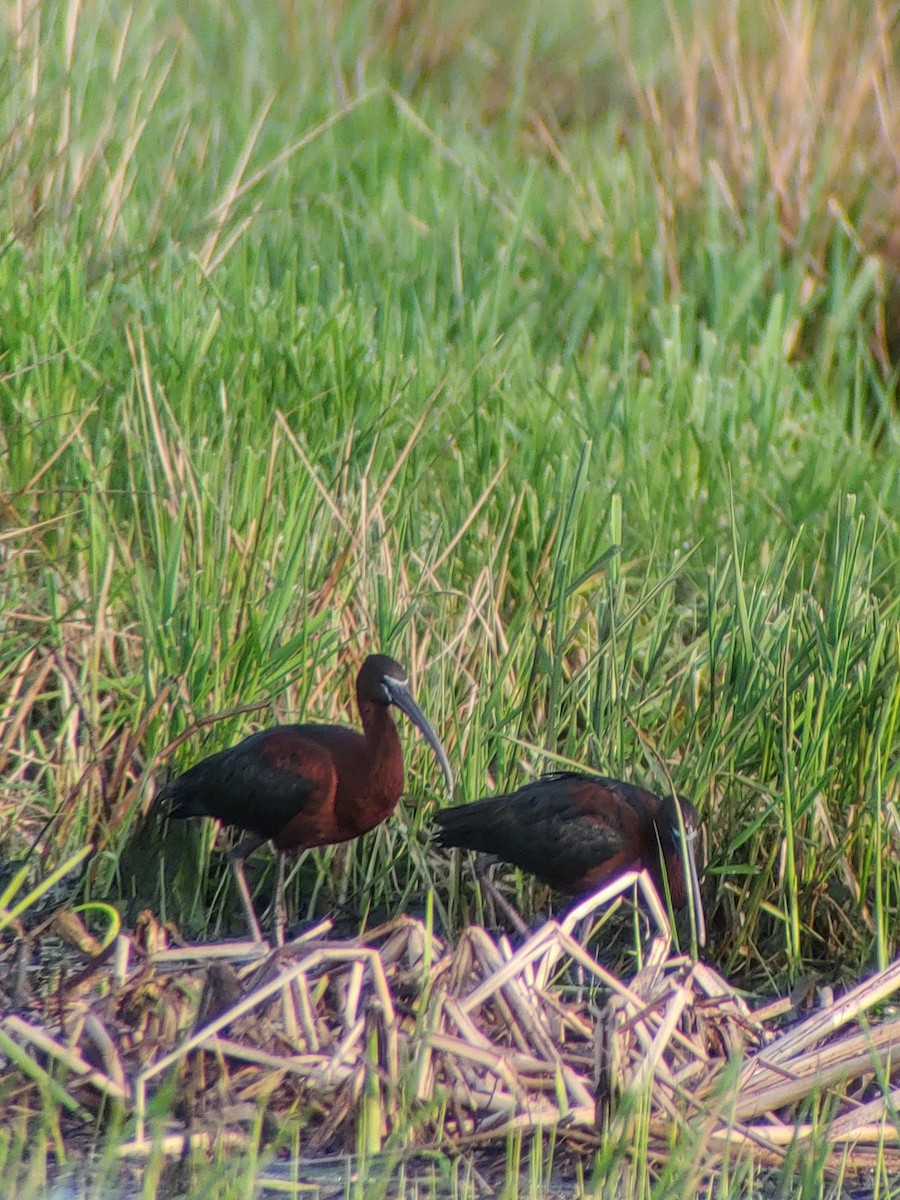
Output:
[{"xmin": 385, "ymin": 674, "xmax": 409, "ymax": 688}]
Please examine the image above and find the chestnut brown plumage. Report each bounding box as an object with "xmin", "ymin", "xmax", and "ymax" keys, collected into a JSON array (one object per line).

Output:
[
  {"xmin": 434, "ymin": 771, "xmax": 705, "ymax": 946},
  {"xmin": 156, "ymin": 654, "xmax": 453, "ymax": 944}
]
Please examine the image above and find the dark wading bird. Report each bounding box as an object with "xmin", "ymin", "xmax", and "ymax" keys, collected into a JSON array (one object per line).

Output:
[
  {"xmin": 434, "ymin": 772, "xmax": 705, "ymax": 947},
  {"xmin": 155, "ymin": 654, "xmax": 454, "ymax": 946}
]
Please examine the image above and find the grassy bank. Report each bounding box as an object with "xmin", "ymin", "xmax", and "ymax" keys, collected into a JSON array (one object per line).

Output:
[{"xmin": 2, "ymin": 0, "xmax": 900, "ymax": 1193}]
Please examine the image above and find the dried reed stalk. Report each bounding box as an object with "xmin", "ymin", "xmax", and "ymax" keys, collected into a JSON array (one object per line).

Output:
[{"xmin": 7, "ymin": 873, "xmax": 900, "ymax": 1177}]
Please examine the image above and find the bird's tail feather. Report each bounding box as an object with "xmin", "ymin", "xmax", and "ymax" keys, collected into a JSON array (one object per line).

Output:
[
  {"xmin": 154, "ymin": 779, "xmax": 207, "ymax": 821},
  {"xmin": 433, "ymin": 802, "xmax": 502, "ymax": 854}
]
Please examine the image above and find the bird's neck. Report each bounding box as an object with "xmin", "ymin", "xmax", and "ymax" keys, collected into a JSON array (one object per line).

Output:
[
  {"xmin": 659, "ymin": 845, "xmax": 687, "ymax": 908},
  {"xmin": 359, "ymin": 701, "xmax": 405, "ymax": 809}
]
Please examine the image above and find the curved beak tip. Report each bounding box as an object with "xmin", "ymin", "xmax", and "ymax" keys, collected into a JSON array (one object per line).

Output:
[
  {"xmin": 686, "ymin": 843, "xmax": 706, "ymax": 950},
  {"xmin": 391, "ymin": 684, "xmax": 455, "ymax": 797},
  {"xmin": 439, "ymin": 758, "xmax": 455, "ymax": 795}
]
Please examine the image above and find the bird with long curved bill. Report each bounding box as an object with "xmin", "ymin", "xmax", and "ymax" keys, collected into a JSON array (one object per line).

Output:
[
  {"xmin": 434, "ymin": 771, "xmax": 705, "ymax": 949},
  {"xmin": 155, "ymin": 654, "xmax": 454, "ymax": 945}
]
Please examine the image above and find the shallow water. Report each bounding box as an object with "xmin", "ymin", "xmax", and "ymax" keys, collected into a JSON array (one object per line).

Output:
[
  {"xmin": 43, "ymin": 1154, "xmax": 590, "ymax": 1200},
  {"xmin": 38, "ymin": 1137, "xmax": 880, "ymax": 1200}
]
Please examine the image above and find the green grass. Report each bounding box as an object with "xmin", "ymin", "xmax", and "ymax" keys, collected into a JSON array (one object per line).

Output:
[{"xmin": 2, "ymin": 0, "xmax": 900, "ymax": 1193}]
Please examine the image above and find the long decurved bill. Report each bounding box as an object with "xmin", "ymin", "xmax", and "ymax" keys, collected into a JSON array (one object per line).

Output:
[
  {"xmin": 385, "ymin": 679, "xmax": 454, "ymax": 795},
  {"xmin": 682, "ymin": 829, "xmax": 706, "ymax": 950}
]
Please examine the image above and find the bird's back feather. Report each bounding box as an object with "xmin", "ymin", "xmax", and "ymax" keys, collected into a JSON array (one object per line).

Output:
[
  {"xmin": 434, "ymin": 772, "xmax": 652, "ymax": 893},
  {"xmin": 155, "ymin": 726, "xmax": 337, "ymax": 843}
]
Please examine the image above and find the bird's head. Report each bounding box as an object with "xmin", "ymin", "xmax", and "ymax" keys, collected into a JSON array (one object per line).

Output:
[
  {"xmin": 659, "ymin": 792, "xmax": 705, "ymax": 949},
  {"xmin": 358, "ymin": 654, "xmax": 454, "ymax": 795}
]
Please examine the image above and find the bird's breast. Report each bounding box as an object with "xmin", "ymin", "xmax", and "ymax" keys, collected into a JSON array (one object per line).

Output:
[{"xmin": 333, "ymin": 751, "xmax": 404, "ymax": 839}]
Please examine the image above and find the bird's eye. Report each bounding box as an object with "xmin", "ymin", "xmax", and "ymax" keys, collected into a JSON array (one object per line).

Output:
[
  {"xmin": 670, "ymin": 821, "xmax": 695, "ymax": 846},
  {"xmin": 382, "ymin": 674, "xmax": 409, "ymax": 704}
]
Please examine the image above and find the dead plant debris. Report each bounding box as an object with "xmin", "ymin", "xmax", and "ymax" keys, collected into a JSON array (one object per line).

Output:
[{"xmin": 2, "ymin": 868, "xmax": 900, "ymax": 1175}]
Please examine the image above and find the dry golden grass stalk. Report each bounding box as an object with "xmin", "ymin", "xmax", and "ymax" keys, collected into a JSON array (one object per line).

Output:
[{"xmin": 629, "ymin": 0, "xmax": 900, "ymax": 323}]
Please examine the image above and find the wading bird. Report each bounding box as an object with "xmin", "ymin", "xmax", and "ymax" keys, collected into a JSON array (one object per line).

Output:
[
  {"xmin": 156, "ymin": 654, "xmax": 453, "ymax": 945},
  {"xmin": 434, "ymin": 771, "xmax": 705, "ymax": 947}
]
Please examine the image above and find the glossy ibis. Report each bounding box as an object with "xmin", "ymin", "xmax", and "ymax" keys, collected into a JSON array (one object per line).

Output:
[
  {"xmin": 434, "ymin": 771, "xmax": 705, "ymax": 947},
  {"xmin": 155, "ymin": 654, "xmax": 454, "ymax": 945}
]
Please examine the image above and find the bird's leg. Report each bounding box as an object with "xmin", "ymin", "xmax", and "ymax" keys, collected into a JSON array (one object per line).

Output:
[
  {"xmin": 475, "ymin": 855, "xmax": 531, "ymax": 939},
  {"xmin": 227, "ymin": 834, "xmax": 266, "ymax": 944},
  {"xmin": 476, "ymin": 854, "xmax": 499, "ymax": 929},
  {"xmin": 273, "ymin": 851, "xmax": 287, "ymax": 949},
  {"xmin": 570, "ymin": 914, "xmax": 595, "ymax": 995},
  {"xmin": 574, "ymin": 913, "xmax": 596, "ymax": 948},
  {"xmin": 560, "ymin": 905, "xmax": 604, "ymax": 995}
]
